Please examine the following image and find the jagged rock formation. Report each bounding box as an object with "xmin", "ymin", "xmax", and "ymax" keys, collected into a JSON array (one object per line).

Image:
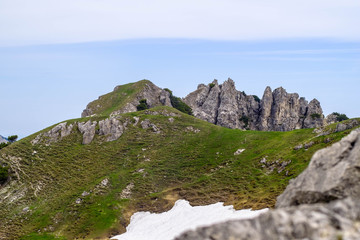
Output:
[
  {"xmin": 184, "ymin": 78, "xmax": 325, "ymax": 131},
  {"xmin": 177, "ymin": 128, "xmax": 360, "ymax": 240},
  {"xmin": 81, "ymin": 80, "xmax": 172, "ymax": 118}
]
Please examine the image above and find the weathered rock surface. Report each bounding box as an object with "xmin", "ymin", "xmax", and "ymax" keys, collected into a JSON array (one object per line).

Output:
[
  {"xmin": 276, "ymin": 128, "xmax": 360, "ymax": 208},
  {"xmin": 184, "ymin": 78, "xmax": 325, "ymax": 131},
  {"xmin": 77, "ymin": 121, "xmax": 97, "ymax": 145},
  {"xmin": 98, "ymin": 118, "xmax": 129, "ymax": 142},
  {"xmin": 31, "ymin": 122, "xmax": 74, "ymax": 145},
  {"xmin": 336, "ymin": 120, "xmax": 360, "ymax": 133},
  {"xmin": 176, "ymin": 197, "xmax": 360, "ymax": 240},
  {"xmin": 177, "ymin": 128, "xmax": 360, "ymax": 240}
]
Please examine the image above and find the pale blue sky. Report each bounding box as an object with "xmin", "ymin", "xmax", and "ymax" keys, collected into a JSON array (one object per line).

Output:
[{"xmin": 0, "ymin": 0, "xmax": 359, "ymax": 138}]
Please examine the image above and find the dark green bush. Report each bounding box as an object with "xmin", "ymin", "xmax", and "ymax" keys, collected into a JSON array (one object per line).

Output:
[
  {"xmin": 252, "ymin": 95, "xmax": 260, "ymax": 103},
  {"xmin": 0, "ymin": 166, "xmax": 8, "ymax": 184},
  {"xmin": 165, "ymin": 88, "xmax": 193, "ymax": 115},
  {"xmin": 0, "ymin": 142, "xmax": 8, "ymax": 150},
  {"xmin": 136, "ymin": 99, "xmax": 149, "ymax": 111},
  {"xmin": 209, "ymin": 83, "xmax": 215, "ymax": 89},
  {"xmin": 239, "ymin": 115, "xmax": 249, "ymax": 128},
  {"xmin": 311, "ymin": 113, "xmax": 321, "ymax": 119},
  {"xmin": 332, "ymin": 112, "xmax": 349, "ymax": 122},
  {"xmin": 8, "ymin": 135, "xmax": 18, "ymax": 143},
  {"xmin": 170, "ymin": 95, "xmax": 193, "ymax": 115}
]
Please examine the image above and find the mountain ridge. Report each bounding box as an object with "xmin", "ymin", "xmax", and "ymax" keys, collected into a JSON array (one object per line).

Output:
[
  {"xmin": 82, "ymin": 79, "xmax": 338, "ymax": 132},
  {"xmin": 0, "ymin": 80, "xmax": 359, "ymax": 239}
]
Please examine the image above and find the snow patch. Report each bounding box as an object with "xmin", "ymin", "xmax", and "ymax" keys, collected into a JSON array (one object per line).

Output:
[{"xmin": 111, "ymin": 199, "xmax": 267, "ymax": 240}]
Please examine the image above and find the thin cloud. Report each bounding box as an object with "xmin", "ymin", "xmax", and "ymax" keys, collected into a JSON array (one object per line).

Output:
[{"xmin": 0, "ymin": 0, "xmax": 360, "ymax": 46}]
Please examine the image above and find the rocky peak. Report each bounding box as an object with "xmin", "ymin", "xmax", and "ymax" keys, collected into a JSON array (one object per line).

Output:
[
  {"xmin": 184, "ymin": 79, "xmax": 326, "ymax": 131},
  {"xmin": 81, "ymin": 80, "xmax": 172, "ymax": 118}
]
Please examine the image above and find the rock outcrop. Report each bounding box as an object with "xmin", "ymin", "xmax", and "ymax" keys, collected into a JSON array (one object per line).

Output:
[
  {"xmin": 184, "ymin": 78, "xmax": 325, "ymax": 131},
  {"xmin": 77, "ymin": 121, "xmax": 97, "ymax": 145},
  {"xmin": 31, "ymin": 122, "xmax": 74, "ymax": 145},
  {"xmin": 177, "ymin": 128, "xmax": 360, "ymax": 240},
  {"xmin": 98, "ymin": 118, "xmax": 129, "ymax": 142},
  {"xmin": 276, "ymin": 127, "xmax": 360, "ymax": 208}
]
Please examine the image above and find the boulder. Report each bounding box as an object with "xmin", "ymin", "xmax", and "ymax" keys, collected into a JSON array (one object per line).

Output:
[
  {"xmin": 98, "ymin": 118, "xmax": 128, "ymax": 142},
  {"xmin": 276, "ymin": 128, "xmax": 360, "ymax": 208}
]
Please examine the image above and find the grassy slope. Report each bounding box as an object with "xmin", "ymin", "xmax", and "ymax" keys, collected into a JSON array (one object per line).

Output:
[{"xmin": 0, "ymin": 107, "xmax": 357, "ymax": 239}]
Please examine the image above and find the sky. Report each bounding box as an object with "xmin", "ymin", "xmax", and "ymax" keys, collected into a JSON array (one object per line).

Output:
[{"xmin": 0, "ymin": 0, "xmax": 359, "ymax": 138}]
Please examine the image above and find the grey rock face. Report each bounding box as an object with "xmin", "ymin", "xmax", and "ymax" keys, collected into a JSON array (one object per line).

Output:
[
  {"xmin": 217, "ymin": 79, "xmax": 239, "ymax": 128},
  {"xmin": 303, "ymin": 99, "xmax": 324, "ymax": 129},
  {"xmin": 326, "ymin": 113, "xmax": 340, "ymax": 125},
  {"xmin": 77, "ymin": 121, "xmax": 97, "ymax": 145},
  {"xmin": 184, "ymin": 80, "xmax": 220, "ymax": 124},
  {"xmin": 176, "ymin": 198, "xmax": 360, "ymax": 240},
  {"xmin": 31, "ymin": 122, "xmax": 74, "ymax": 145},
  {"xmin": 276, "ymin": 128, "xmax": 360, "ymax": 208},
  {"xmin": 184, "ymin": 79, "xmax": 324, "ymax": 131},
  {"xmin": 98, "ymin": 118, "xmax": 128, "ymax": 142}
]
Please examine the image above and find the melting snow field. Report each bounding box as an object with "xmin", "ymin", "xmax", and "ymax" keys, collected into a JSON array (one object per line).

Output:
[{"xmin": 111, "ymin": 199, "xmax": 268, "ymax": 240}]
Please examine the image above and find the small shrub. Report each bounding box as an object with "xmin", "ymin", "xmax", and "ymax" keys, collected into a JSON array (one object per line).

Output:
[
  {"xmin": 209, "ymin": 83, "xmax": 215, "ymax": 89},
  {"xmin": 239, "ymin": 115, "xmax": 249, "ymax": 128},
  {"xmin": 0, "ymin": 166, "xmax": 8, "ymax": 184},
  {"xmin": 8, "ymin": 135, "xmax": 18, "ymax": 143},
  {"xmin": 136, "ymin": 99, "xmax": 149, "ymax": 111},
  {"xmin": 252, "ymin": 95, "xmax": 260, "ymax": 103},
  {"xmin": 170, "ymin": 95, "xmax": 193, "ymax": 115},
  {"xmin": 165, "ymin": 88, "xmax": 193, "ymax": 115},
  {"xmin": 0, "ymin": 142, "xmax": 8, "ymax": 150},
  {"xmin": 311, "ymin": 113, "xmax": 321, "ymax": 119},
  {"xmin": 332, "ymin": 112, "xmax": 349, "ymax": 122}
]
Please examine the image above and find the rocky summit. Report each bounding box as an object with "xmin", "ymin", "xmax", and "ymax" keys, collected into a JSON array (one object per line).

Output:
[{"xmin": 184, "ymin": 78, "xmax": 325, "ymax": 131}]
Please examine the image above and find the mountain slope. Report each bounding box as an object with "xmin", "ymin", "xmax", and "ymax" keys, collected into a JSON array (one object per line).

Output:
[{"xmin": 0, "ymin": 81, "xmax": 359, "ymax": 240}]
